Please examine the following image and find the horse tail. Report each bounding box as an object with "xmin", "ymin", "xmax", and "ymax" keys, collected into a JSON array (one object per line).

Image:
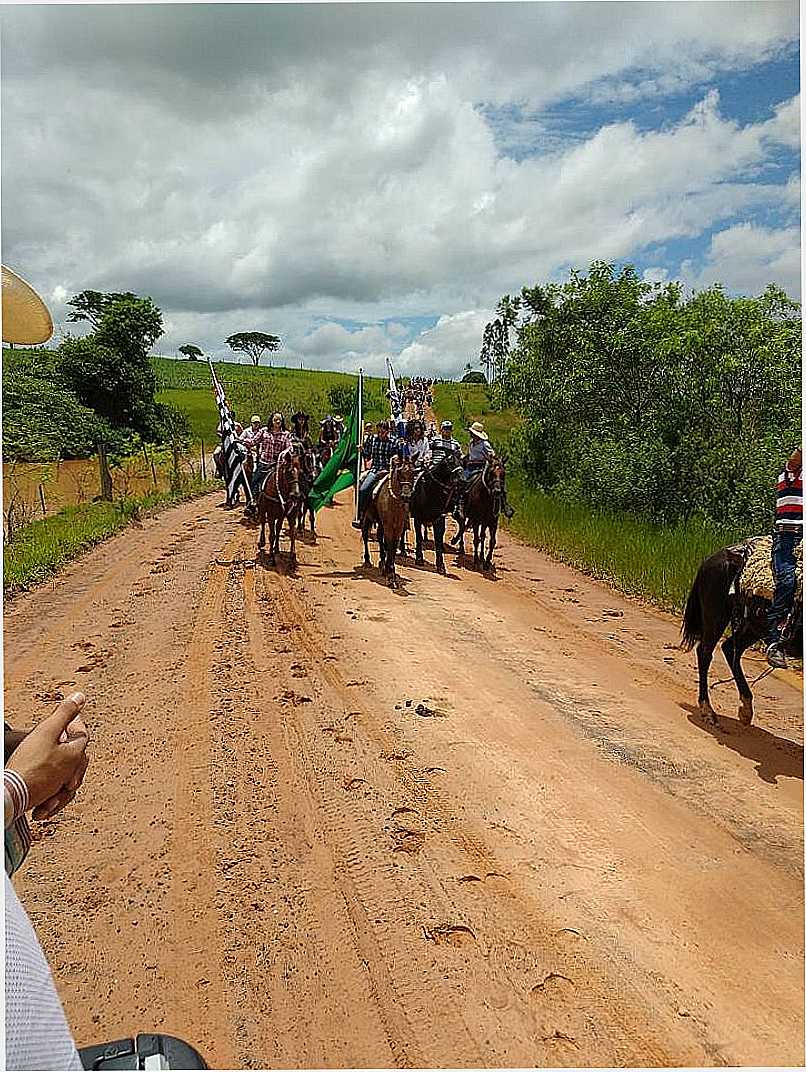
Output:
[
  {"xmin": 680, "ymin": 549, "xmax": 738, "ymax": 651},
  {"xmin": 680, "ymin": 578, "xmax": 702, "ymax": 652}
]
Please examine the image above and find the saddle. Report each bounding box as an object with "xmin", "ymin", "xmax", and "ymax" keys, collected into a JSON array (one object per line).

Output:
[
  {"xmin": 371, "ymin": 474, "xmax": 389, "ymax": 500},
  {"xmin": 736, "ymin": 534, "xmax": 803, "ymax": 601}
]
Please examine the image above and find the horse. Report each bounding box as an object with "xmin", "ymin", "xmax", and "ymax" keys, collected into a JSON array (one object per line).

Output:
[
  {"xmin": 257, "ymin": 448, "xmax": 304, "ymax": 567},
  {"xmin": 408, "ymin": 454, "xmax": 463, "ymax": 574},
  {"xmin": 290, "ymin": 412, "xmax": 317, "ymax": 537},
  {"xmin": 452, "ymin": 458, "xmax": 505, "ymax": 571},
  {"xmin": 362, "ymin": 458, "xmax": 415, "ymax": 588},
  {"xmin": 681, "ymin": 542, "xmax": 803, "ymax": 727}
]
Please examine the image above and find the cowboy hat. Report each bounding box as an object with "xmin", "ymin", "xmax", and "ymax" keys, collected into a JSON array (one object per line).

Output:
[
  {"xmin": 251, "ymin": 414, "xmax": 261, "ymax": 423},
  {"xmin": 2, "ymin": 265, "xmax": 53, "ymax": 345},
  {"xmin": 468, "ymin": 421, "xmax": 489, "ymax": 441}
]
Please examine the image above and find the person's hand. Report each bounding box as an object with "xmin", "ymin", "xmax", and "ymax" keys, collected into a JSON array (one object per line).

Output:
[{"xmin": 6, "ymin": 693, "xmax": 89, "ymax": 819}]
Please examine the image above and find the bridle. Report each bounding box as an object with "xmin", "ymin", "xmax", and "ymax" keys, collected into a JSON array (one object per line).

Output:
[
  {"xmin": 264, "ymin": 448, "xmax": 302, "ymax": 509},
  {"xmin": 387, "ymin": 461, "xmax": 414, "ymax": 502}
]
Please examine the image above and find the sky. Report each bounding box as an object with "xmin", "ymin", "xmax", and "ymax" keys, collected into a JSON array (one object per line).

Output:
[{"xmin": 1, "ymin": 2, "xmax": 800, "ymax": 378}]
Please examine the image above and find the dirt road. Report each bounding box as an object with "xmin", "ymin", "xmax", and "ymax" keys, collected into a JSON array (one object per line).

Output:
[{"xmin": 6, "ymin": 490, "xmax": 803, "ymax": 1068}]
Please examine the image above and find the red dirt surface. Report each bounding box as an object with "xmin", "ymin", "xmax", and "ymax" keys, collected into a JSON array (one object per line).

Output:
[{"xmin": 5, "ymin": 489, "xmax": 803, "ymax": 1068}]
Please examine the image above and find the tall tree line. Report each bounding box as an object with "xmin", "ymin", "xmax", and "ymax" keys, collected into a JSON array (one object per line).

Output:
[{"xmin": 488, "ymin": 261, "xmax": 801, "ymax": 530}]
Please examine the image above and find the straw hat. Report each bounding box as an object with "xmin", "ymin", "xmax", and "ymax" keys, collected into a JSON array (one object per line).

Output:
[
  {"xmin": 468, "ymin": 421, "xmax": 489, "ymax": 441},
  {"xmin": 1, "ymin": 265, "xmax": 53, "ymax": 345}
]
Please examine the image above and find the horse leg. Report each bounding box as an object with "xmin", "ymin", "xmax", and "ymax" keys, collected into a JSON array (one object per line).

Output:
[
  {"xmin": 453, "ymin": 518, "xmax": 466, "ymax": 556},
  {"xmin": 722, "ymin": 622, "xmax": 761, "ymax": 726},
  {"xmin": 415, "ymin": 518, "xmax": 425, "ymax": 565},
  {"xmin": 289, "ymin": 515, "xmax": 297, "ymax": 565},
  {"xmin": 258, "ymin": 504, "xmax": 266, "ymax": 552},
  {"xmin": 433, "ymin": 515, "xmax": 446, "ymax": 575},
  {"xmin": 377, "ymin": 521, "xmax": 386, "ymax": 574},
  {"xmin": 473, "ymin": 523, "xmax": 482, "ymax": 569},
  {"xmin": 484, "ymin": 518, "xmax": 498, "ymax": 571},
  {"xmin": 267, "ymin": 514, "xmax": 277, "ymax": 566},
  {"xmin": 695, "ymin": 640, "xmax": 719, "ymax": 724},
  {"xmin": 362, "ymin": 517, "xmax": 372, "ymax": 566},
  {"xmin": 386, "ymin": 533, "xmax": 398, "ymax": 588}
]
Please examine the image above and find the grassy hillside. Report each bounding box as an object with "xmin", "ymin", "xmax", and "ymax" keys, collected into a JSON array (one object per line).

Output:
[
  {"xmin": 154, "ymin": 357, "xmax": 391, "ymax": 440},
  {"xmin": 153, "ymin": 357, "xmax": 522, "ymax": 447}
]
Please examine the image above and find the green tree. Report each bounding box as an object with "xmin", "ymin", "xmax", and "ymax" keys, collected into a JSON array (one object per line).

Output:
[
  {"xmin": 66, "ymin": 290, "xmax": 138, "ymax": 329},
  {"xmin": 58, "ymin": 293, "xmax": 163, "ymax": 436},
  {"xmin": 225, "ymin": 331, "xmax": 281, "ymax": 366},
  {"xmin": 179, "ymin": 344, "xmax": 203, "ymax": 360},
  {"xmin": 494, "ymin": 261, "xmax": 801, "ymax": 529}
]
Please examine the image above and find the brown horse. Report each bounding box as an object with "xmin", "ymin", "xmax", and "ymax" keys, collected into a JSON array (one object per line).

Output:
[
  {"xmin": 453, "ymin": 458, "xmax": 505, "ymax": 571},
  {"xmin": 257, "ymin": 449, "xmax": 304, "ymax": 566},
  {"xmin": 362, "ymin": 458, "xmax": 414, "ymax": 588}
]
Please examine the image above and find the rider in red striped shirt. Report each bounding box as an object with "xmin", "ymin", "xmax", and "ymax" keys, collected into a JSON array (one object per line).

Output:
[{"xmin": 766, "ymin": 445, "xmax": 802, "ymax": 668}]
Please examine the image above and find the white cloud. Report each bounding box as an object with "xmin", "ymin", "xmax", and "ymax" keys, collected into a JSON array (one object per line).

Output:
[
  {"xmin": 681, "ymin": 223, "xmax": 801, "ymax": 296},
  {"xmin": 0, "ymin": 4, "xmax": 799, "ymax": 375}
]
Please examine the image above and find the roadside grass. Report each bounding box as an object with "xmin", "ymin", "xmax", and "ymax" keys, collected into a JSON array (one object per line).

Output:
[
  {"xmin": 504, "ymin": 471, "xmax": 747, "ymax": 613},
  {"xmin": 3, "ymin": 477, "xmax": 218, "ymax": 596}
]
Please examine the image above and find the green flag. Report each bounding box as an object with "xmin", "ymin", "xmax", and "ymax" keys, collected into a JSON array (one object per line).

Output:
[{"xmin": 309, "ymin": 380, "xmax": 361, "ymax": 512}]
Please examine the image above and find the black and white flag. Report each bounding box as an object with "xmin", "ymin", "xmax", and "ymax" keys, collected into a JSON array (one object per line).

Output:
[{"xmin": 209, "ymin": 361, "xmax": 253, "ymax": 506}]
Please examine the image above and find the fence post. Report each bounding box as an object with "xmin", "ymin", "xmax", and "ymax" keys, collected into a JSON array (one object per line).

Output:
[
  {"xmin": 171, "ymin": 439, "xmax": 181, "ymax": 490},
  {"xmin": 143, "ymin": 442, "xmax": 158, "ymax": 487},
  {"xmin": 38, "ymin": 484, "xmax": 46, "ymax": 517},
  {"xmin": 200, "ymin": 439, "xmax": 206, "ymax": 480},
  {"xmin": 97, "ymin": 443, "xmax": 113, "ymax": 501}
]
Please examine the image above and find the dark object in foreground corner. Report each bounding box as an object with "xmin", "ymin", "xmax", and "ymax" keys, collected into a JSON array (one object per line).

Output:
[{"xmin": 79, "ymin": 1034, "xmax": 208, "ymax": 1070}]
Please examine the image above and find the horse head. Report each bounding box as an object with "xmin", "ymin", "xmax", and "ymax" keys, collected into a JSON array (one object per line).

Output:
[
  {"xmin": 280, "ymin": 448, "xmax": 303, "ymax": 500},
  {"xmin": 392, "ymin": 456, "xmax": 415, "ymax": 503},
  {"xmin": 485, "ymin": 457, "xmax": 504, "ymax": 514}
]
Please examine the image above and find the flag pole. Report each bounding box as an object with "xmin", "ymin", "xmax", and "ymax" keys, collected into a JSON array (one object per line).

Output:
[{"xmin": 354, "ymin": 368, "xmax": 363, "ymax": 524}]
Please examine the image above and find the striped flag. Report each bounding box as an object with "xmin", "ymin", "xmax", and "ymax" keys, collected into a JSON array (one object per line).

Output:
[
  {"xmin": 209, "ymin": 360, "xmax": 253, "ymax": 506},
  {"xmin": 387, "ymin": 357, "xmax": 400, "ymax": 415}
]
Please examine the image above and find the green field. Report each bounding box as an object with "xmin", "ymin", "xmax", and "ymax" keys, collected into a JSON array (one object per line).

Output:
[
  {"xmin": 153, "ymin": 357, "xmax": 521, "ymax": 449},
  {"xmin": 154, "ymin": 357, "xmax": 390, "ymax": 440}
]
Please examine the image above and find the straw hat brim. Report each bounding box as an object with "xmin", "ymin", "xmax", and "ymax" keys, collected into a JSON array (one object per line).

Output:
[
  {"xmin": 469, "ymin": 426, "xmax": 489, "ymax": 441},
  {"xmin": 2, "ymin": 266, "xmax": 53, "ymax": 345}
]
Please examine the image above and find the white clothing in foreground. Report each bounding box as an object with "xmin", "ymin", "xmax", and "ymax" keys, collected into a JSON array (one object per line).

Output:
[{"xmin": 4, "ymin": 872, "xmax": 82, "ymax": 1071}]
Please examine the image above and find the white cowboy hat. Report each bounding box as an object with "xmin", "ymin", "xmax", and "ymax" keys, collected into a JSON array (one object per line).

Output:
[
  {"xmin": 468, "ymin": 421, "xmax": 489, "ymax": 441},
  {"xmin": 251, "ymin": 415, "xmax": 261, "ymax": 423},
  {"xmin": 2, "ymin": 265, "xmax": 53, "ymax": 345}
]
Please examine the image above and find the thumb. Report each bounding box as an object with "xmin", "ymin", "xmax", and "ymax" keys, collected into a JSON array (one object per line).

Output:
[{"xmin": 45, "ymin": 692, "xmax": 87, "ymax": 741}]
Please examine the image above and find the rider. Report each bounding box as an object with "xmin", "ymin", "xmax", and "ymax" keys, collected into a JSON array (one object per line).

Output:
[
  {"xmin": 333, "ymin": 415, "xmax": 344, "ymax": 444},
  {"xmin": 455, "ymin": 421, "xmax": 515, "ymax": 521},
  {"xmin": 352, "ymin": 420, "xmax": 402, "ymax": 528},
  {"xmin": 766, "ymin": 444, "xmax": 803, "ymax": 669},
  {"xmin": 362, "ymin": 423, "xmax": 375, "ymax": 469},
  {"xmin": 407, "ymin": 420, "xmax": 430, "ymax": 469},
  {"xmin": 427, "ymin": 419, "xmax": 462, "ymax": 467},
  {"xmin": 245, "ymin": 412, "xmax": 292, "ymax": 517},
  {"xmin": 318, "ymin": 415, "xmax": 339, "ymax": 456}
]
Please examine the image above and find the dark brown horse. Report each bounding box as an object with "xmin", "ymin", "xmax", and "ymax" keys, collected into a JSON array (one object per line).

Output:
[
  {"xmin": 408, "ymin": 454, "xmax": 463, "ymax": 574},
  {"xmin": 681, "ymin": 543, "xmax": 802, "ymax": 727},
  {"xmin": 257, "ymin": 449, "xmax": 304, "ymax": 567},
  {"xmin": 362, "ymin": 458, "xmax": 414, "ymax": 588},
  {"xmin": 453, "ymin": 458, "xmax": 505, "ymax": 571}
]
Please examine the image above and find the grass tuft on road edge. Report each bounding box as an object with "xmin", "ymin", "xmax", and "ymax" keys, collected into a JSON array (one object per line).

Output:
[
  {"xmin": 3, "ymin": 478, "xmax": 219, "ymax": 597},
  {"xmin": 504, "ymin": 471, "xmax": 748, "ymax": 614}
]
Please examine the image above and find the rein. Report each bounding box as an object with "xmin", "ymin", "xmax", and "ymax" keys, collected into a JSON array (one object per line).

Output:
[{"xmin": 263, "ymin": 448, "xmax": 300, "ymax": 509}]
